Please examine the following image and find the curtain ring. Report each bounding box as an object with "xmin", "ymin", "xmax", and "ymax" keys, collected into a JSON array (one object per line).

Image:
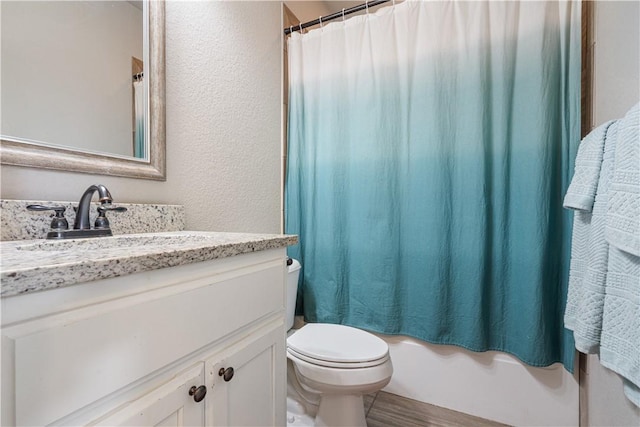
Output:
[
  {"xmin": 342, "ymin": 8, "xmax": 346, "ymax": 22},
  {"xmin": 319, "ymin": 16, "xmax": 323, "ymax": 30},
  {"xmin": 365, "ymin": 0, "xmax": 369, "ymax": 15},
  {"xmin": 289, "ymin": 25, "xmax": 293, "ymax": 34},
  {"xmin": 299, "ymin": 23, "xmax": 303, "ymax": 34}
]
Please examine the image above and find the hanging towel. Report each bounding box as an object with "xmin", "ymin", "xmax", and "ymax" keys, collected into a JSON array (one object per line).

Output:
[
  {"xmin": 564, "ymin": 209, "xmax": 592, "ymax": 332},
  {"xmin": 600, "ymin": 246, "xmax": 640, "ymax": 407},
  {"xmin": 599, "ymin": 103, "xmax": 640, "ymax": 408},
  {"xmin": 564, "ymin": 121, "xmax": 614, "ymax": 333},
  {"xmin": 564, "ymin": 121, "xmax": 613, "ymax": 211},
  {"xmin": 564, "ymin": 122, "xmax": 619, "ymax": 352},
  {"xmin": 565, "ymin": 103, "xmax": 640, "ymax": 408},
  {"xmin": 606, "ymin": 103, "xmax": 640, "ymax": 256}
]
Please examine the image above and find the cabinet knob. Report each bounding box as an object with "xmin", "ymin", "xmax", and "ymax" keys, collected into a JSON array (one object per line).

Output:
[
  {"xmin": 219, "ymin": 367, "xmax": 234, "ymax": 382},
  {"xmin": 188, "ymin": 385, "xmax": 207, "ymax": 402}
]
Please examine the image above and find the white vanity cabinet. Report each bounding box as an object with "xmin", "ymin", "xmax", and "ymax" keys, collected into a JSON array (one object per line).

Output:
[{"xmin": 1, "ymin": 249, "xmax": 287, "ymax": 427}]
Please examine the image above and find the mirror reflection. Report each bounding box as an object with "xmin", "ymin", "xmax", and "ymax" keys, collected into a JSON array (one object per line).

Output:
[{"xmin": 1, "ymin": 1, "xmax": 146, "ymax": 159}]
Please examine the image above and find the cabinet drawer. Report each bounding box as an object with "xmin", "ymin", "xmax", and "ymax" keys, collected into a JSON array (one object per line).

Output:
[{"xmin": 3, "ymin": 261, "xmax": 284, "ymax": 426}]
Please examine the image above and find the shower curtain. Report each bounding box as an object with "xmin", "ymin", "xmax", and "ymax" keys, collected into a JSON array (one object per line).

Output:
[
  {"xmin": 133, "ymin": 79, "xmax": 145, "ymax": 159},
  {"xmin": 286, "ymin": 1, "xmax": 580, "ymax": 370}
]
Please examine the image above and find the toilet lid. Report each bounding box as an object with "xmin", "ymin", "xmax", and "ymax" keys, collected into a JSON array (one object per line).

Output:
[{"xmin": 287, "ymin": 323, "xmax": 389, "ymax": 364}]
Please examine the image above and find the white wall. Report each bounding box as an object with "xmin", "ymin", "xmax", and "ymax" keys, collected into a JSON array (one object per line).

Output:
[
  {"xmin": 284, "ymin": 1, "xmax": 332, "ymax": 25},
  {"xmin": 284, "ymin": 0, "xmax": 389, "ymax": 30},
  {"xmin": 584, "ymin": 2, "xmax": 640, "ymax": 425},
  {"xmin": 1, "ymin": 1, "xmax": 142, "ymax": 157},
  {"xmin": 0, "ymin": 1, "xmax": 283, "ymax": 234},
  {"xmin": 592, "ymin": 1, "xmax": 640, "ymax": 125}
]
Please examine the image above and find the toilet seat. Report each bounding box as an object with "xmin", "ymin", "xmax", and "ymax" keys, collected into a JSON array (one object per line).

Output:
[
  {"xmin": 287, "ymin": 346, "xmax": 389, "ymax": 368},
  {"xmin": 287, "ymin": 347, "xmax": 393, "ymax": 389},
  {"xmin": 286, "ymin": 323, "xmax": 389, "ymax": 368}
]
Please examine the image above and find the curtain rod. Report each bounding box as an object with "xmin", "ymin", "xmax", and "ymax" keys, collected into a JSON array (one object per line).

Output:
[{"xmin": 284, "ymin": 0, "xmax": 391, "ymax": 35}]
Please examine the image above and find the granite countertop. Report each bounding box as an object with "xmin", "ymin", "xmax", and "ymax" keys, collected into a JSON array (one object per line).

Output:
[{"xmin": 0, "ymin": 231, "xmax": 298, "ymax": 297}]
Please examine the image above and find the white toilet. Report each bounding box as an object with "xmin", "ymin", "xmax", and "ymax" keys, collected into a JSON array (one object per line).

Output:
[{"xmin": 286, "ymin": 259, "xmax": 393, "ymax": 427}]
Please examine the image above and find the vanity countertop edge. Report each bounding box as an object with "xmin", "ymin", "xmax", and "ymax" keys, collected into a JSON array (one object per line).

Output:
[{"xmin": 0, "ymin": 231, "xmax": 298, "ymax": 298}]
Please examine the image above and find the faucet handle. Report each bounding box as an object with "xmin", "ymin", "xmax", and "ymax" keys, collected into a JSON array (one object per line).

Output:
[
  {"xmin": 95, "ymin": 205, "xmax": 127, "ymax": 229},
  {"xmin": 26, "ymin": 205, "xmax": 69, "ymax": 231}
]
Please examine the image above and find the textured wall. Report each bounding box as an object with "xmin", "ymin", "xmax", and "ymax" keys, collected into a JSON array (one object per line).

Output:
[
  {"xmin": 584, "ymin": 1, "xmax": 640, "ymax": 426},
  {"xmin": 0, "ymin": 1, "xmax": 282, "ymax": 234}
]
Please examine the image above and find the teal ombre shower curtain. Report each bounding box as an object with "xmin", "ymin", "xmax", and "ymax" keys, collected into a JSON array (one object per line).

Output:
[
  {"xmin": 133, "ymin": 79, "xmax": 145, "ymax": 159},
  {"xmin": 286, "ymin": 1, "xmax": 580, "ymax": 370}
]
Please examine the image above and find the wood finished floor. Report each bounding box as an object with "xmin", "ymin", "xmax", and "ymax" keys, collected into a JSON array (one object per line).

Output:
[{"xmin": 363, "ymin": 391, "xmax": 510, "ymax": 427}]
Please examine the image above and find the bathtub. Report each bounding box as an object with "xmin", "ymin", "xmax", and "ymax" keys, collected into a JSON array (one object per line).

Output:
[{"xmin": 377, "ymin": 334, "xmax": 579, "ymax": 426}]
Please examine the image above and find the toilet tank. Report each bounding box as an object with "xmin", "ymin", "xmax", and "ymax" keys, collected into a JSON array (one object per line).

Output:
[{"xmin": 286, "ymin": 258, "xmax": 301, "ymax": 331}]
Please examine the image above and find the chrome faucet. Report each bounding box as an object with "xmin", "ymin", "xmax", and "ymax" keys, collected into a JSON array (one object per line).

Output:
[
  {"xmin": 74, "ymin": 184, "xmax": 113, "ymax": 230},
  {"xmin": 26, "ymin": 184, "xmax": 126, "ymax": 239}
]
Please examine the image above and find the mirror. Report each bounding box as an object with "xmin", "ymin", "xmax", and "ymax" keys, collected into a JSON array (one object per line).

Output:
[{"xmin": 0, "ymin": 1, "xmax": 165, "ymax": 180}]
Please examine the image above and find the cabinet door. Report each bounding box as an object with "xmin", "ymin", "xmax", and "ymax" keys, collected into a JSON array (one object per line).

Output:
[
  {"xmin": 206, "ymin": 324, "xmax": 285, "ymax": 427},
  {"xmin": 94, "ymin": 364, "xmax": 206, "ymax": 427}
]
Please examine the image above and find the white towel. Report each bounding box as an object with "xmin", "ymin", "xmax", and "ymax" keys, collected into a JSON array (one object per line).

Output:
[
  {"xmin": 600, "ymin": 245, "xmax": 640, "ymax": 408},
  {"xmin": 606, "ymin": 103, "xmax": 640, "ymax": 256},
  {"xmin": 564, "ymin": 209, "xmax": 592, "ymax": 331},
  {"xmin": 564, "ymin": 122, "xmax": 619, "ymax": 352},
  {"xmin": 565, "ymin": 103, "xmax": 640, "ymax": 408},
  {"xmin": 563, "ymin": 120, "xmax": 614, "ymax": 334},
  {"xmin": 564, "ymin": 121, "xmax": 614, "ymax": 211},
  {"xmin": 599, "ymin": 103, "xmax": 640, "ymax": 409}
]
